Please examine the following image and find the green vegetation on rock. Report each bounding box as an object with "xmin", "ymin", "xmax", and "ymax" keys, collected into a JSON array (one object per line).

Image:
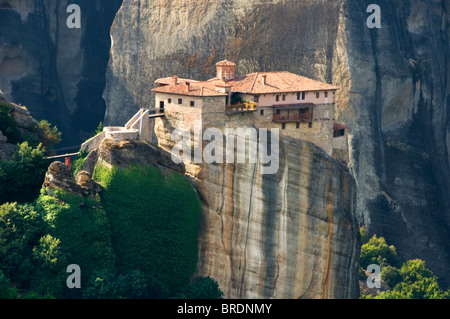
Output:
[
  {"xmin": 93, "ymin": 163, "xmax": 202, "ymax": 295},
  {"xmin": 359, "ymin": 227, "xmax": 449, "ymax": 299}
]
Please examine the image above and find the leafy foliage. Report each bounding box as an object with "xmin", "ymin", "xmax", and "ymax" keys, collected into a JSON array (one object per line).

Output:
[
  {"xmin": 93, "ymin": 164, "xmax": 202, "ymax": 295},
  {"xmin": 178, "ymin": 277, "xmax": 224, "ymax": 299},
  {"xmin": 35, "ymin": 189, "xmax": 116, "ymax": 289},
  {"xmin": 359, "ymin": 231, "xmax": 449, "ymax": 299},
  {"xmin": 0, "ymin": 142, "xmax": 50, "ymax": 204},
  {"xmin": 0, "ymin": 269, "xmax": 17, "ymax": 299},
  {"xmin": 95, "ymin": 122, "xmax": 104, "ymax": 135},
  {"xmin": 35, "ymin": 120, "xmax": 61, "ymax": 152},
  {"xmin": 360, "ymin": 234, "xmax": 401, "ymax": 269},
  {"xmin": 71, "ymin": 148, "xmax": 89, "ymax": 177}
]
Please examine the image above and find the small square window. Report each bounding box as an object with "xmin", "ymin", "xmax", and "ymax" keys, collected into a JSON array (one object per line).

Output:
[
  {"xmin": 324, "ymin": 92, "xmax": 328, "ymax": 98},
  {"xmin": 302, "ymin": 92, "xmax": 305, "ymax": 100},
  {"xmin": 316, "ymin": 92, "xmax": 320, "ymax": 99},
  {"xmin": 255, "ymin": 95, "xmax": 259, "ymax": 102},
  {"xmin": 282, "ymin": 95, "xmax": 286, "ymax": 101},
  {"xmin": 282, "ymin": 123, "xmax": 286, "ymax": 129},
  {"xmin": 168, "ymin": 98, "xmax": 172, "ymax": 103},
  {"xmin": 260, "ymin": 109, "xmax": 264, "ymax": 116},
  {"xmin": 276, "ymin": 95, "xmax": 280, "ymax": 102},
  {"xmin": 297, "ymin": 92, "xmax": 300, "ymax": 100},
  {"xmin": 308, "ymin": 122, "xmax": 312, "ymax": 128},
  {"xmin": 178, "ymin": 98, "xmax": 183, "ymax": 104},
  {"xmin": 296, "ymin": 122, "xmax": 300, "ymax": 129},
  {"xmin": 190, "ymin": 101, "xmax": 195, "ymax": 107}
]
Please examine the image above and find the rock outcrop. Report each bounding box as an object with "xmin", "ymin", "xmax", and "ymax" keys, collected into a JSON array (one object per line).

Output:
[
  {"xmin": 0, "ymin": 0, "xmax": 123, "ymax": 146},
  {"xmin": 43, "ymin": 161, "xmax": 101, "ymax": 197},
  {"xmin": 104, "ymin": 0, "xmax": 450, "ymax": 288},
  {"xmin": 152, "ymin": 119, "xmax": 360, "ymax": 298}
]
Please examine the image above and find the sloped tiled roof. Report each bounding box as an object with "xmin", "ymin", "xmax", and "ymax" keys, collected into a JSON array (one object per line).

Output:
[
  {"xmin": 152, "ymin": 83, "xmax": 227, "ymax": 97},
  {"xmin": 224, "ymin": 72, "xmax": 339, "ymax": 94},
  {"xmin": 216, "ymin": 60, "xmax": 236, "ymax": 66},
  {"xmin": 154, "ymin": 77, "xmax": 198, "ymax": 86}
]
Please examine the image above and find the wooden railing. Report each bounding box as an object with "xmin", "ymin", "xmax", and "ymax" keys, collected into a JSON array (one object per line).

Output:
[
  {"xmin": 226, "ymin": 102, "xmax": 257, "ymax": 112},
  {"xmin": 272, "ymin": 113, "xmax": 312, "ymax": 123}
]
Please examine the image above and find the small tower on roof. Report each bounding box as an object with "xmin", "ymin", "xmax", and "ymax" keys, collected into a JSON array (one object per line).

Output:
[{"xmin": 216, "ymin": 60, "xmax": 236, "ymax": 80}]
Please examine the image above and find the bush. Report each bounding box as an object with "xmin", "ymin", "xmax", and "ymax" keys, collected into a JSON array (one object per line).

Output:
[
  {"xmin": 360, "ymin": 235, "xmax": 401, "ymax": 269},
  {"xmin": 93, "ymin": 164, "xmax": 201, "ymax": 295},
  {"xmin": 179, "ymin": 277, "xmax": 224, "ymax": 299},
  {"xmin": 381, "ymin": 265, "xmax": 402, "ymax": 288},
  {"xmin": 0, "ymin": 142, "xmax": 50, "ymax": 204},
  {"xmin": 36, "ymin": 120, "xmax": 61, "ymax": 152},
  {"xmin": 35, "ymin": 188, "xmax": 116, "ymax": 291},
  {"xmin": 0, "ymin": 202, "xmax": 47, "ymax": 285},
  {"xmin": 0, "ymin": 269, "xmax": 17, "ymax": 299}
]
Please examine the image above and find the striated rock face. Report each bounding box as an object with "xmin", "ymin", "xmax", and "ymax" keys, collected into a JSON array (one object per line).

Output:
[
  {"xmin": 105, "ymin": 0, "xmax": 450, "ymax": 287},
  {"xmin": 153, "ymin": 119, "xmax": 360, "ymax": 299},
  {"xmin": 0, "ymin": 0, "xmax": 123, "ymax": 146}
]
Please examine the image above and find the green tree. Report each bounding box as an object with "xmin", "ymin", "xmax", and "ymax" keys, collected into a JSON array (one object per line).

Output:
[
  {"xmin": 36, "ymin": 120, "xmax": 61, "ymax": 152},
  {"xmin": 0, "ymin": 142, "xmax": 50, "ymax": 203},
  {"xmin": 0, "ymin": 202, "xmax": 47, "ymax": 285},
  {"xmin": 179, "ymin": 277, "xmax": 224, "ymax": 299},
  {"xmin": 360, "ymin": 235, "xmax": 401, "ymax": 269},
  {"xmin": 95, "ymin": 122, "xmax": 104, "ymax": 135},
  {"xmin": 0, "ymin": 269, "xmax": 17, "ymax": 299},
  {"xmin": 381, "ymin": 265, "xmax": 402, "ymax": 288}
]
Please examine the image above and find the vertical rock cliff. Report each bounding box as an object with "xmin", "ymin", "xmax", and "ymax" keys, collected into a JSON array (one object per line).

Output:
[
  {"xmin": 0, "ymin": 0, "xmax": 122, "ymax": 146},
  {"xmin": 153, "ymin": 119, "xmax": 360, "ymax": 299},
  {"xmin": 104, "ymin": 0, "xmax": 450, "ymax": 288}
]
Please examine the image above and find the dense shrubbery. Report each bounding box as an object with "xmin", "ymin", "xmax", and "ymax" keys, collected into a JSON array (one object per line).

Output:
[
  {"xmin": 0, "ymin": 161, "xmax": 224, "ymax": 299},
  {"xmin": 93, "ymin": 164, "xmax": 202, "ymax": 295},
  {"xmin": 0, "ymin": 142, "xmax": 50, "ymax": 204},
  {"xmin": 359, "ymin": 227, "xmax": 449, "ymax": 299}
]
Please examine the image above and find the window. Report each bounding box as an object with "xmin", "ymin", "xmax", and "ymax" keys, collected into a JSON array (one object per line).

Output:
[
  {"xmin": 178, "ymin": 98, "xmax": 183, "ymax": 104},
  {"xmin": 302, "ymin": 92, "xmax": 305, "ymax": 100},
  {"xmin": 276, "ymin": 95, "xmax": 280, "ymax": 102},
  {"xmin": 276, "ymin": 109, "xmax": 281, "ymax": 114},
  {"xmin": 324, "ymin": 91, "xmax": 328, "ymax": 98},
  {"xmin": 297, "ymin": 92, "xmax": 300, "ymax": 100},
  {"xmin": 260, "ymin": 109, "xmax": 264, "ymax": 116},
  {"xmin": 296, "ymin": 122, "xmax": 300, "ymax": 129},
  {"xmin": 190, "ymin": 101, "xmax": 195, "ymax": 107},
  {"xmin": 255, "ymin": 95, "xmax": 259, "ymax": 102},
  {"xmin": 168, "ymin": 98, "xmax": 172, "ymax": 103},
  {"xmin": 334, "ymin": 129, "xmax": 345, "ymax": 138},
  {"xmin": 282, "ymin": 95, "xmax": 286, "ymax": 101},
  {"xmin": 308, "ymin": 122, "xmax": 312, "ymax": 128},
  {"xmin": 316, "ymin": 92, "xmax": 320, "ymax": 99},
  {"xmin": 282, "ymin": 123, "xmax": 286, "ymax": 129}
]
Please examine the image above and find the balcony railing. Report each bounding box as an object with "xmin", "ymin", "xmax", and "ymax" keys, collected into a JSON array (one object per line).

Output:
[
  {"xmin": 226, "ymin": 101, "xmax": 257, "ymax": 112},
  {"xmin": 273, "ymin": 113, "xmax": 312, "ymax": 123}
]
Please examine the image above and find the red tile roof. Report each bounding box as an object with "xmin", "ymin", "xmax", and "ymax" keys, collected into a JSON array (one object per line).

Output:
[
  {"xmin": 152, "ymin": 83, "xmax": 228, "ymax": 97},
  {"xmin": 153, "ymin": 67, "xmax": 339, "ymax": 97},
  {"xmin": 216, "ymin": 60, "xmax": 236, "ymax": 66},
  {"xmin": 224, "ymin": 72, "xmax": 339, "ymax": 94}
]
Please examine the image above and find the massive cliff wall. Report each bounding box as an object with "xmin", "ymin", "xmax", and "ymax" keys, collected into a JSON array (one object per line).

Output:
[
  {"xmin": 0, "ymin": 0, "xmax": 122, "ymax": 146},
  {"xmin": 152, "ymin": 118, "xmax": 360, "ymax": 299},
  {"xmin": 104, "ymin": 0, "xmax": 450, "ymax": 287}
]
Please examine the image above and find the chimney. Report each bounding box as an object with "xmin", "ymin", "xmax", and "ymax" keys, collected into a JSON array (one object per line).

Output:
[
  {"xmin": 172, "ymin": 75, "xmax": 178, "ymax": 85},
  {"xmin": 186, "ymin": 82, "xmax": 190, "ymax": 92},
  {"xmin": 216, "ymin": 60, "xmax": 236, "ymax": 80},
  {"xmin": 262, "ymin": 74, "xmax": 267, "ymax": 85}
]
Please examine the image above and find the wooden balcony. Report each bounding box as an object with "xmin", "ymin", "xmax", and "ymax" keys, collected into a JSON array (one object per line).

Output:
[{"xmin": 273, "ymin": 113, "xmax": 312, "ymax": 123}]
